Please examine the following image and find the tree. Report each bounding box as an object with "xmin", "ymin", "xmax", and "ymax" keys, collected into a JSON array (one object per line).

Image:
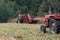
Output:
[{"xmin": 0, "ymin": 0, "xmax": 16, "ymax": 22}]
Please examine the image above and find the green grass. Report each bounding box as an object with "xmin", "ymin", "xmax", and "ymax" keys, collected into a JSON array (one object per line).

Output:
[{"xmin": 0, "ymin": 23, "xmax": 60, "ymax": 40}]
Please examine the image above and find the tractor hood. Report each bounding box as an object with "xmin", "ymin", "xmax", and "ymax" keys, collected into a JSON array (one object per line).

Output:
[
  {"xmin": 45, "ymin": 14, "xmax": 60, "ymax": 19},
  {"xmin": 47, "ymin": 14, "xmax": 60, "ymax": 16}
]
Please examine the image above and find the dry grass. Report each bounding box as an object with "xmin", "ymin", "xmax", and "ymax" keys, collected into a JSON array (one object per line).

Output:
[
  {"xmin": 39, "ymin": 17, "xmax": 44, "ymax": 24},
  {"xmin": 0, "ymin": 34, "xmax": 16, "ymax": 40},
  {"xmin": 7, "ymin": 18, "xmax": 18, "ymax": 23},
  {"xmin": 7, "ymin": 17, "xmax": 44, "ymax": 24},
  {"xmin": 0, "ymin": 23, "xmax": 60, "ymax": 40}
]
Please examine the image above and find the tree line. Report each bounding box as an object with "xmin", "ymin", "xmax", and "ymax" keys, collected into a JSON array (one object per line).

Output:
[{"xmin": 0, "ymin": 0, "xmax": 60, "ymax": 22}]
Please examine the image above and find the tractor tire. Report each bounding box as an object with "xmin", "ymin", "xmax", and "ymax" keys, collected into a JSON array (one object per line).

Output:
[
  {"xmin": 55, "ymin": 21, "xmax": 60, "ymax": 34},
  {"xmin": 20, "ymin": 19, "xmax": 23, "ymax": 23},
  {"xmin": 17, "ymin": 19, "xmax": 23, "ymax": 23},
  {"xmin": 49, "ymin": 17, "xmax": 57, "ymax": 34},
  {"xmin": 40, "ymin": 25, "xmax": 46, "ymax": 33}
]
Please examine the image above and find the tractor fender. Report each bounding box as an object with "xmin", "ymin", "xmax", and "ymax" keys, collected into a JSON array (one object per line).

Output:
[{"xmin": 44, "ymin": 15, "xmax": 55, "ymax": 26}]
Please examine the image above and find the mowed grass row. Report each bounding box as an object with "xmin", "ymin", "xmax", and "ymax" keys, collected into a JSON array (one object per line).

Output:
[{"xmin": 0, "ymin": 23, "xmax": 60, "ymax": 40}]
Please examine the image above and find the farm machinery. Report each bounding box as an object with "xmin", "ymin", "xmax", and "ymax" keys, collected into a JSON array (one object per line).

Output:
[
  {"xmin": 40, "ymin": 13, "xmax": 60, "ymax": 34},
  {"xmin": 17, "ymin": 14, "xmax": 39, "ymax": 23}
]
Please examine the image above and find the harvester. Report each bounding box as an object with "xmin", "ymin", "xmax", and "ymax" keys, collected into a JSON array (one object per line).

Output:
[{"xmin": 17, "ymin": 14, "xmax": 39, "ymax": 23}]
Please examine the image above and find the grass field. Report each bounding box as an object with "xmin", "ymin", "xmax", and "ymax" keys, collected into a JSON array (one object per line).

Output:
[{"xmin": 0, "ymin": 23, "xmax": 60, "ymax": 40}]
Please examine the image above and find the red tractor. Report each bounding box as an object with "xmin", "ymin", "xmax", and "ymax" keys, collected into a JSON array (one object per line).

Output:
[
  {"xmin": 40, "ymin": 13, "xmax": 60, "ymax": 34},
  {"xmin": 17, "ymin": 14, "xmax": 39, "ymax": 23}
]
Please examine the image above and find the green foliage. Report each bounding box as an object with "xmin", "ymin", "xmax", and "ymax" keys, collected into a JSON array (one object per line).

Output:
[
  {"xmin": 0, "ymin": 0, "xmax": 16, "ymax": 22},
  {"xmin": 0, "ymin": 0, "xmax": 60, "ymax": 22}
]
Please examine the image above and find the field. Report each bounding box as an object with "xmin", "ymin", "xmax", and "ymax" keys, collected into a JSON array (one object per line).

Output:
[{"xmin": 0, "ymin": 23, "xmax": 60, "ymax": 40}]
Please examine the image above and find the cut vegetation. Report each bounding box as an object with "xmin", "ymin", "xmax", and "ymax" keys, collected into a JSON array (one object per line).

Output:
[{"xmin": 0, "ymin": 23, "xmax": 60, "ymax": 40}]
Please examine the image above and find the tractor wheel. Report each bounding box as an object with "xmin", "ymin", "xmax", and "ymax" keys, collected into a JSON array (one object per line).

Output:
[
  {"xmin": 17, "ymin": 19, "xmax": 23, "ymax": 23},
  {"xmin": 49, "ymin": 18, "xmax": 57, "ymax": 34},
  {"xmin": 40, "ymin": 25, "xmax": 46, "ymax": 33},
  {"xmin": 20, "ymin": 19, "xmax": 23, "ymax": 23},
  {"xmin": 55, "ymin": 21, "xmax": 60, "ymax": 34},
  {"xmin": 49, "ymin": 23, "xmax": 57, "ymax": 34}
]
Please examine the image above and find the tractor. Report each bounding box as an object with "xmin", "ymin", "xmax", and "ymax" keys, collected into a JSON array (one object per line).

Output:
[
  {"xmin": 17, "ymin": 13, "xmax": 39, "ymax": 23},
  {"xmin": 40, "ymin": 7, "xmax": 60, "ymax": 34}
]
